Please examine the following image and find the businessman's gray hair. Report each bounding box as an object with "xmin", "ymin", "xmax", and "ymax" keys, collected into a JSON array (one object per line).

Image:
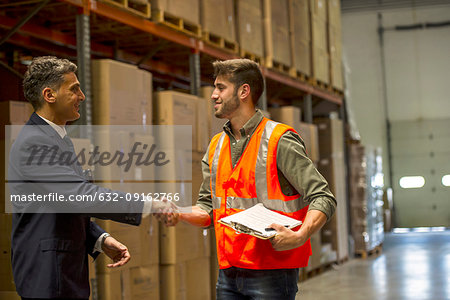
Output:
[{"xmin": 23, "ymin": 56, "xmax": 77, "ymax": 110}]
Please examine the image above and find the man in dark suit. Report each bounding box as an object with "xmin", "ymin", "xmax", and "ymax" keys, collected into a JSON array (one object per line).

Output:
[{"xmin": 7, "ymin": 56, "xmax": 157, "ymax": 300}]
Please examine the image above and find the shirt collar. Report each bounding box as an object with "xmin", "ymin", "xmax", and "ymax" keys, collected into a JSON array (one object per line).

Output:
[
  {"xmin": 36, "ymin": 113, "xmax": 67, "ymax": 138},
  {"xmin": 223, "ymin": 109, "xmax": 265, "ymax": 138}
]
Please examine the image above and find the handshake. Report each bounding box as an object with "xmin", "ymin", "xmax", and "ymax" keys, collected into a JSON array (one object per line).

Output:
[{"xmin": 151, "ymin": 198, "xmax": 183, "ymax": 226}]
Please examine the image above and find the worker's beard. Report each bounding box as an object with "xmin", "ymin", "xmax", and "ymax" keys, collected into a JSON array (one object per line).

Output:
[{"xmin": 214, "ymin": 92, "xmax": 240, "ymax": 119}]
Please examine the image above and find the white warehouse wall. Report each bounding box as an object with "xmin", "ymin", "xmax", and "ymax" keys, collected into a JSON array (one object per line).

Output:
[{"xmin": 342, "ymin": 4, "xmax": 450, "ymax": 227}]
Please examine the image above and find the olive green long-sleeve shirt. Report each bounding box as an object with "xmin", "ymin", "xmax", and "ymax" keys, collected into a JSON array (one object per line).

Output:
[{"xmin": 196, "ymin": 110, "xmax": 336, "ymax": 221}]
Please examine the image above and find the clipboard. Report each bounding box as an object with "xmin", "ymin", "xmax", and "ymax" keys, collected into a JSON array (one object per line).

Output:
[{"xmin": 218, "ymin": 203, "xmax": 302, "ymax": 240}]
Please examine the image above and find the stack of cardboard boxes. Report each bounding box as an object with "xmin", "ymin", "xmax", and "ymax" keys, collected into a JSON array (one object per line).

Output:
[
  {"xmin": 315, "ymin": 116, "xmax": 349, "ymax": 263},
  {"xmin": 268, "ymin": 106, "xmax": 319, "ymax": 164},
  {"xmin": 267, "ymin": 106, "xmax": 324, "ymax": 272},
  {"xmin": 365, "ymin": 147, "xmax": 384, "ymax": 249},
  {"xmin": 310, "ymin": 0, "xmax": 330, "ymax": 85},
  {"xmin": 200, "ymin": 0, "xmax": 236, "ymax": 47},
  {"xmin": 327, "ymin": 0, "xmax": 343, "ymax": 90},
  {"xmin": 349, "ymin": 144, "xmax": 385, "ymax": 253},
  {"xmin": 92, "ymin": 59, "xmax": 162, "ymax": 300},
  {"xmin": 153, "ymin": 90, "xmax": 212, "ymax": 299},
  {"xmin": 95, "ymin": 216, "xmax": 160, "ymax": 300},
  {"xmin": 151, "ymin": 0, "xmax": 200, "ymax": 25},
  {"xmin": 348, "ymin": 143, "xmax": 369, "ymax": 252},
  {"xmin": 290, "ymin": 0, "xmax": 311, "ymax": 77},
  {"xmin": 263, "ymin": 0, "xmax": 292, "ymax": 69},
  {"xmin": 236, "ymin": 0, "xmax": 265, "ymax": 60}
]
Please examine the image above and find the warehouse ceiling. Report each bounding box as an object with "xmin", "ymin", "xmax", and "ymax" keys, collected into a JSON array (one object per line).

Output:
[{"xmin": 341, "ymin": 0, "xmax": 450, "ymax": 13}]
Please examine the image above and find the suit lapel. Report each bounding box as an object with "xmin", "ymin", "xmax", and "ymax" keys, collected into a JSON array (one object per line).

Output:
[{"xmin": 28, "ymin": 112, "xmax": 84, "ymax": 177}]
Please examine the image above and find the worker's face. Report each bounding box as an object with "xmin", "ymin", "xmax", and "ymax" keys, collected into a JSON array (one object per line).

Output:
[
  {"xmin": 212, "ymin": 75, "xmax": 240, "ymax": 119},
  {"xmin": 51, "ymin": 72, "xmax": 85, "ymax": 125}
]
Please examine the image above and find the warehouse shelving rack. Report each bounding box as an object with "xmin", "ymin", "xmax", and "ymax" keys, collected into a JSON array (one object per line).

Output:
[{"xmin": 0, "ymin": 0, "xmax": 343, "ymax": 124}]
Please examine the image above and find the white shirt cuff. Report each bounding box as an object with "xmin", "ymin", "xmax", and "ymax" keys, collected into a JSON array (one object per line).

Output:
[{"xmin": 94, "ymin": 233, "xmax": 109, "ymax": 253}]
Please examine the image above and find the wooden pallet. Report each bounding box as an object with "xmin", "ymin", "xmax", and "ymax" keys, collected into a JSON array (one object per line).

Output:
[
  {"xmin": 356, "ymin": 244, "xmax": 383, "ymax": 259},
  {"xmin": 331, "ymin": 86, "xmax": 344, "ymax": 96},
  {"xmin": 100, "ymin": 0, "xmax": 150, "ymax": 18},
  {"xmin": 294, "ymin": 70, "xmax": 310, "ymax": 83},
  {"xmin": 239, "ymin": 50, "xmax": 264, "ymax": 65},
  {"xmin": 265, "ymin": 59, "xmax": 296, "ymax": 78},
  {"xmin": 299, "ymin": 261, "xmax": 336, "ymax": 282},
  {"xmin": 152, "ymin": 9, "xmax": 201, "ymax": 37},
  {"xmin": 202, "ymin": 32, "xmax": 238, "ymax": 53},
  {"xmin": 337, "ymin": 256, "xmax": 349, "ymax": 265},
  {"xmin": 310, "ymin": 77, "xmax": 331, "ymax": 91}
]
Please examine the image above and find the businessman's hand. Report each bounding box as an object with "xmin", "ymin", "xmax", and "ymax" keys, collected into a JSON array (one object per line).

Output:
[
  {"xmin": 268, "ymin": 223, "xmax": 306, "ymax": 251},
  {"xmin": 102, "ymin": 236, "xmax": 131, "ymax": 268},
  {"xmin": 153, "ymin": 199, "xmax": 180, "ymax": 226}
]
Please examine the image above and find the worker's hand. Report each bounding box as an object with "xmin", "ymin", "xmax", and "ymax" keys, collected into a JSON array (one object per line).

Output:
[
  {"xmin": 153, "ymin": 199, "xmax": 180, "ymax": 226},
  {"xmin": 102, "ymin": 236, "xmax": 131, "ymax": 268},
  {"xmin": 268, "ymin": 223, "xmax": 306, "ymax": 251}
]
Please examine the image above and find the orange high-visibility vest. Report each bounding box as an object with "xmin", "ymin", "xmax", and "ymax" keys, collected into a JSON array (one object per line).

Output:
[{"xmin": 209, "ymin": 117, "xmax": 312, "ymax": 270}]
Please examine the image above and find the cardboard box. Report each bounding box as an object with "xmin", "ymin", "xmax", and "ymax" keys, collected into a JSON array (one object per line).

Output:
[
  {"xmin": 315, "ymin": 117, "xmax": 349, "ymax": 261},
  {"xmin": 290, "ymin": 0, "xmax": 311, "ymax": 75},
  {"xmin": 264, "ymin": 0, "xmax": 292, "ymax": 66},
  {"xmin": 268, "ymin": 106, "xmax": 302, "ymax": 128},
  {"xmin": 327, "ymin": 0, "xmax": 341, "ymax": 29},
  {"xmin": 236, "ymin": 0, "xmax": 264, "ymax": 57},
  {"xmin": 330, "ymin": 56, "xmax": 343, "ymax": 90},
  {"xmin": 200, "ymin": 0, "xmax": 235, "ymax": 42},
  {"xmin": 306, "ymin": 230, "xmax": 322, "ymax": 271},
  {"xmin": 311, "ymin": 46, "xmax": 330, "ymax": 84},
  {"xmin": 160, "ymin": 222, "xmax": 210, "ymax": 265},
  {"xmin": 315, "ymin": 118, "xmax": 344, "ymax": 157},
  {"xmin": 95, "ymin": 215, "xmax": 159, "ymax": 273},
  {"xmin": 91, "ymin": 59, "xmax": 152, "ymax": 126},
  {"xmin": 160, "ymin": 257, "xmax": 211, "ymax": 300},
  {"xmin": 92, "ymin": 130, "xmax": 135, "ymax": 182},
  {"xmin": 97, "ymin": 264, "xmax": 159, "ymax": 300},
  {"xmin": 197, "ymin": 97, "xmax": 210, "ymax": 152},
  {"xmin": 310, "ymin": 1, "xmax": 329, "ymax": 84},
  {"xmin": 0, "ymin": 101, "xmax": 33, "ymax": 126},
  {"xmin": 153, "ymin": 90, "xmax": 197, "ymax": 151},
  {"xmin": 151, "ymin": 0, "xmax": 200, "ymax": 25},
  {"xmin": 309, "ymin": 0, "xmax": 326, "ymax": 19},
  {"xmin": 298, "ymin": 122, "xmax": 319, "ymax": 162}
]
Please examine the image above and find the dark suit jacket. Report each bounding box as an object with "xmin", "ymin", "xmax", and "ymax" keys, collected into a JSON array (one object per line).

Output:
[{"xmin": 8, "ymin": 113, "xmax": 143, "ymax": 298}]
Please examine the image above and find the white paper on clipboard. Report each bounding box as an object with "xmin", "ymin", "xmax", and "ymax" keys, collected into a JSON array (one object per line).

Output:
[{"xmin": 218, "ymin": 203, "xmax": 302, "ymax": 239}]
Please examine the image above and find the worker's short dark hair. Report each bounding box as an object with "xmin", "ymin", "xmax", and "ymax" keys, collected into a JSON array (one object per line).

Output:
[{"xmin": 213, "ymin": 59, "xmax": 264, "ymax": 105}]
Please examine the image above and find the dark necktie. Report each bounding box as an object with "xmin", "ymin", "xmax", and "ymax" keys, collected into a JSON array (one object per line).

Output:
[
  {"xmin": 63, "ymin": 135, "xmax": 83, "ymax": 175},
  {"xmin": 63, "ymin": 134, "xmax": 75, "ymax": 152}
]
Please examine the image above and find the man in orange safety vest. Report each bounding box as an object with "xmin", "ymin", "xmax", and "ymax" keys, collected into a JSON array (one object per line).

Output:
[{"xmin": 159, "ymin": 58, "xmax": 336, "ymax": 299}]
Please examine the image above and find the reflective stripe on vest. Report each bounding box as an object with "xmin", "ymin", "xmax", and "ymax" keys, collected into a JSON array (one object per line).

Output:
[
  {"xmin": 254, "ymin": 120, "xmax": 304, "ymax": 212},
  {"xmin": 211, "ymin": 132, "xmax": 225, "ymax": 210}
]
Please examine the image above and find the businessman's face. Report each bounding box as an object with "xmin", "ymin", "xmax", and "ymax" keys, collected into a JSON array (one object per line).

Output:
[
  {"xmin": 212, "ymin": 75, "xmax": 240, "ymax": 119},
  {"xmin": 52, "ymin": 72, "xmax": 85, "ymax": 125}
]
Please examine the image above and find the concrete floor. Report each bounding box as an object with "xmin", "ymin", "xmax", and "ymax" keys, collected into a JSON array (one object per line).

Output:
[{"xmin": 296, "ymin": 230, "xmax": 450, "ymax": 300}]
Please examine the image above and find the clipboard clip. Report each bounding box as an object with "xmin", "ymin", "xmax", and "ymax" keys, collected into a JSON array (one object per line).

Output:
[{"xmin": 230, "ymin": 221, "xmax": 263, "ymax": 236}]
